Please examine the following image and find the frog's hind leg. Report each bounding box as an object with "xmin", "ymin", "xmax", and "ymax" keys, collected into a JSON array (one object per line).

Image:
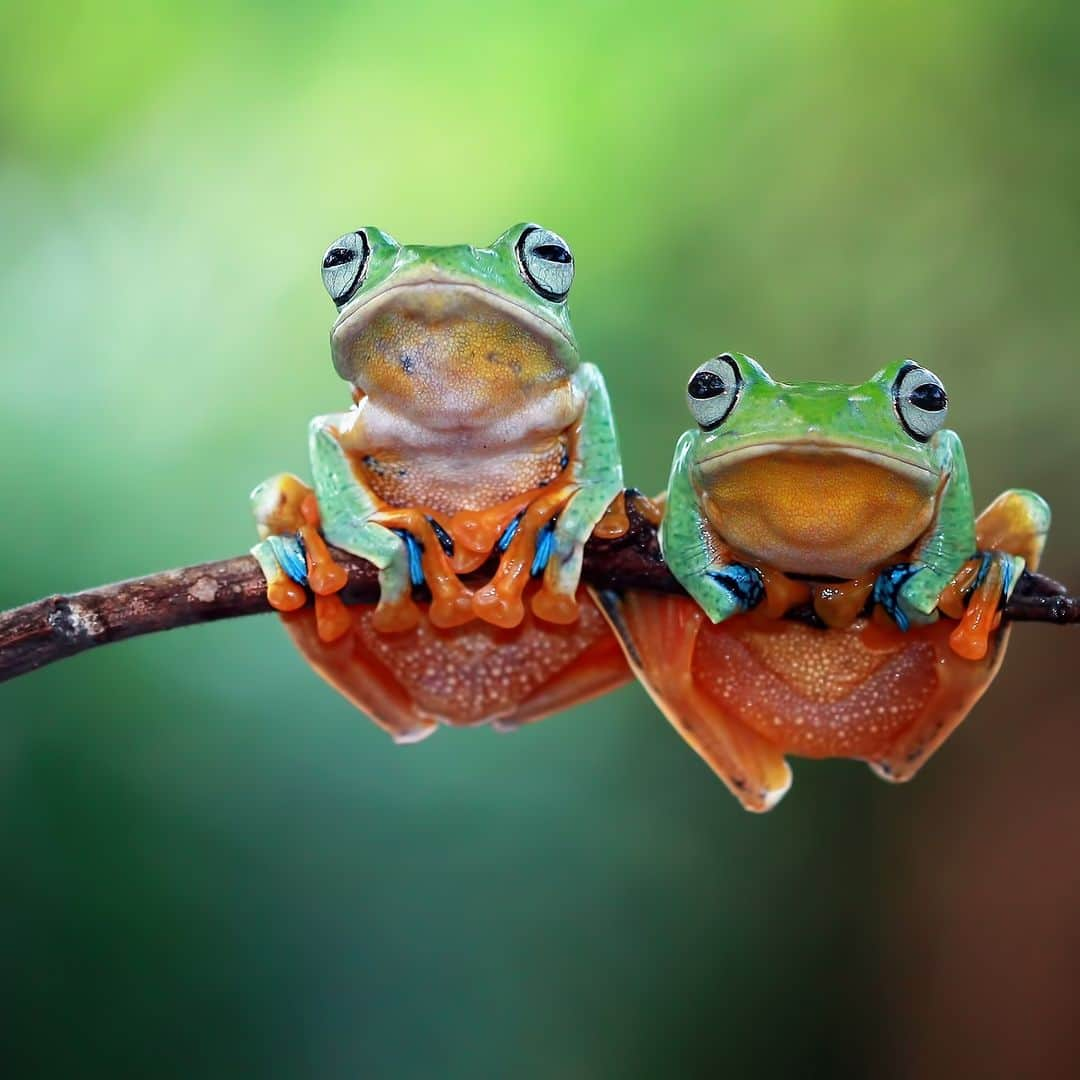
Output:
[
  {"xmin": 596, "ymin": 589, "xmax": 792, "ymax": 812},
  {"xmin": 974, "ymin": 488, "xmax": 1050, "ymax": 569},
  {"xmin": 867, "ymin": 488, "xmax": 1050, "ymax": 783}
]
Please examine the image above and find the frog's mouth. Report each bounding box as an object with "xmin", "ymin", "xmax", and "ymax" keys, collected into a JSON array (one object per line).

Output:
[
  {"xmin": 696, "ymin": 440, "xmax": 940, "ymax": 579},
  {"xmin": 331, "ymin": 276, "xmax": 577, "ymax": 400}
]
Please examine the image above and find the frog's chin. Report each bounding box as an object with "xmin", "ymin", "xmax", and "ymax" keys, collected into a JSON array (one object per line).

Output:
[
  {"xmin": 331, "ymin": 276, "xmax": 577, "ymax": 385},
  {"xmin": 696, "ymin": 441, "xmax": 940, "ymax": 579}
]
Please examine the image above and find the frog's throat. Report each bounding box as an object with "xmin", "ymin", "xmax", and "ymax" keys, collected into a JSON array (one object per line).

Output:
[
  {"xmin": 695, "ymin": 441, "xmax": 939, "ymax": 579},
  {"xmin": 331, "ymin": 275, "xmax": 577, "ymax": 378}
]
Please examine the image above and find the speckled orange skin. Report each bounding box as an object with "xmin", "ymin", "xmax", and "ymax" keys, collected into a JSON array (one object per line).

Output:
[
  {"xmin": 603, "ymin": 592, "xmax": 1009, "ymax": 812},
  {"xmin": 600, "ymin": 489, "xmax": 1048, "ymax": 811},
  {"xmin": 255, "ymin": 472, "xmax": 632, "ymax": 739},
  {"xmin": 283, "ymin": 587, "xmax": 630, "ymax": 742}
]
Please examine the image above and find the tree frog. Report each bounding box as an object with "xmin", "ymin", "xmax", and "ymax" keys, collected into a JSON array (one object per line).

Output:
[
  {"xmin": 250, "ymin": 224, "xmax": 629, "ymax": 741},
  {"xmin": 598, "ymin": 352, "xmax": 1050, "ymax": 811}
]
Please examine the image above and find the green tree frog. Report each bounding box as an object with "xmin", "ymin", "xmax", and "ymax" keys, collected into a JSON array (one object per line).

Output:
[
  {"xmin": 250, "ymin": 224, "xmax": 630, "ymax": 741},
  {"xmin": 599, "ymin": 352, "xmax": 1050, "ymax": 811}
]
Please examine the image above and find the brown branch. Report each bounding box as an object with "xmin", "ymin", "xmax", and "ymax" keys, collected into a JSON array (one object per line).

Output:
[{"xmin": 1, "ymin": 498, "xmax": 1076, "ymax": 685}]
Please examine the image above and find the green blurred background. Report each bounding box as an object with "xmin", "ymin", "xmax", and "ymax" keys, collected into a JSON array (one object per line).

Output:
[{"xmin": 3, "ymin": 2, "xmax": 1079, "ymax": 1076}]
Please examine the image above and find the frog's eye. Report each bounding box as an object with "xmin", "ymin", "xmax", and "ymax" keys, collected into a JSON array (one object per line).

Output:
[
  {"xmin": 321, "ymin": 230, "xmax": 370, "ymax": 307},
  {"xmin": 893, "ymin": 362, "xmax": 948, "ymax": 441},
  {"xmin": 515, "ymin": 226, "xmax": 574, "ymax": 302},
  {"xmin": 686, "ymin": 354, "xmax": 742, "ymax": 430}
]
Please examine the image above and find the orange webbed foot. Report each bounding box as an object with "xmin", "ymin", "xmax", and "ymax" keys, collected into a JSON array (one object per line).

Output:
[
  {"xmin": 447, "ymin": 490, "xmax": 538, "ymax": 573},
  {"xmin": 371, "ymin": 507, "xmax": 475, "ymax": 629},
  {"xmin": 949, "ymin": 556, "xmax": 1007, "ymax": 661},
  {"xmin": 472, "ymin": 485, "xmax": 576, "ymax": 629}
]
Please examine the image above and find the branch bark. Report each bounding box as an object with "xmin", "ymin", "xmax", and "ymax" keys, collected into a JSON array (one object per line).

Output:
[{"xmin": 1, "ymin": 499, "xmax": 1076, "ymax": 685}]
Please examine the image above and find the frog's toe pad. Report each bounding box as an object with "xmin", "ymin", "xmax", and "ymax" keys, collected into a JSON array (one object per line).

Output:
[
  {"xmin": 531, "ymin": 588, "xmax": 580, "ymax": 625},
  {"xmin": 428, "ymin": 592, "xmax": 476, "ymax": 630},
  {"xmin": 472, "ymin": 587, "xmax": 526, "ymax": 629}
]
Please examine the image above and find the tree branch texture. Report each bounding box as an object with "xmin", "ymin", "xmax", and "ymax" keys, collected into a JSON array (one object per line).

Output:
[{"xmin": 1, "ymin": 499, "xmax": 1076, "ymax": 685}]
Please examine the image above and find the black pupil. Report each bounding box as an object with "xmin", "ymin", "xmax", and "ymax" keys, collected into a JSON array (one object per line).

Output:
[
  {"xmin": 323, "ymin": 247, "xmax": 355, "ymax": 268},
  {"xmin": 910, "ymin": 382, "xmax": 947, "ymax": 411},
  {"xmin": 689, "ymin": 370, "xmax": 726, "ymax": 399},
  {"xmin": 532, "ymin": 243, "xmax": 571, "ymax": 264}
]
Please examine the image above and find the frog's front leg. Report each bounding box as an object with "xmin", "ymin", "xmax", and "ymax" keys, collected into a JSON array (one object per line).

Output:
[
  {"xmin": 533, "ymin": 362, "xmax": 626, "ymax": 623},
  {"xmin": 659, "ymin": 431, "xmax": 765, "ymax": 623},
  {"xmin": 306, "ymin": 414, "xmax": 426, "ymax": 633},
  {"xmin": 473, "ymin": 362, "xmax": 625, "ymax": 628},
  {"xmin": 250, "ymin": 473, "xmax": 312, "ymax": 613},
  {"xmin": 874, "ymin": 429, "xmax": 977, "ymax": 630}
]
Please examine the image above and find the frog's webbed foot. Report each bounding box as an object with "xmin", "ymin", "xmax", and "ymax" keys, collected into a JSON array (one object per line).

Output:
[
  {"xmin": 251, "ymin": 474, "xmax": 312, "ymax": 614},
  {"xmin": 866, "ymin": 489, "xmax": 1050, "ymax": 782},
  {"xmin": 527, "ymin": 483, "xmax": 641, "ymax": 627},
  {"xmin": 595, "ymin": 589, "xmax": 792, "ymax": 811},
  {"xmin": 251, "ymin": 474, "xmax": 357, "ymax": 642},
  {"xmin": 944, "ymin": 551, "xmax": 1023, "ymax": 661},
  {"xmin": 875, "ymin": 487, "xmax": 1048, "ymax": 645},
  {"xmin": 368, "ymin": 507, "xmax": 475, "ymax": 629},
  {"xmin": 472, "ymin": 485, "xmax": 577, "ymax": 629}
]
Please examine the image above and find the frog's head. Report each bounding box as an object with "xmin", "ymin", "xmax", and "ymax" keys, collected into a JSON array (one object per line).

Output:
[
  {"xmin": 684, "ymin": 352, "xmax": 953, "ymax": 578},
  {"xmin": 321, "ymin": 223, "xmax": 579, "ymax": 419}
]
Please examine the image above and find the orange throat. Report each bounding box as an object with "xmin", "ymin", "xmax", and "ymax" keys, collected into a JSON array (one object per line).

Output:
[{"xmin": 698, "ymin": 446, "xmax": 937, "ymax": 579}]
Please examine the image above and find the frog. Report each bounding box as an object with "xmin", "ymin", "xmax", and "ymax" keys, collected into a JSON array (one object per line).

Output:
[
  {"xmin": 249, "ymin": 223, "xmax": 630, "ymax": 741},
  {"xmin": 597, "ymin": 352, "xmax": 1050, "ymax": 811}
]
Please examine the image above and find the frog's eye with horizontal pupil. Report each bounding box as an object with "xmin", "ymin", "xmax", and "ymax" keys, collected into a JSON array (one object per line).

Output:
[
  {"xmin": 515, "ymin": 226, "xmax": 574, "ymax": 302},
  {"xmin": 321, "ymin": 230, "xmax": 370, "ymax": 307},
  {"xmin": 893, "ymin": 362, "xmax": 948, "ymax": 441},
  {"xmin": 687, "ymin": 354, "xmax": 742, "ymax": 430}
]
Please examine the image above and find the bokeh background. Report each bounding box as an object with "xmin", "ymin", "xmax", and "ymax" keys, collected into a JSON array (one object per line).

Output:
[{"xmin": 2, "ymin": 2, "xmax": 1079, "ymax": 1076}]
